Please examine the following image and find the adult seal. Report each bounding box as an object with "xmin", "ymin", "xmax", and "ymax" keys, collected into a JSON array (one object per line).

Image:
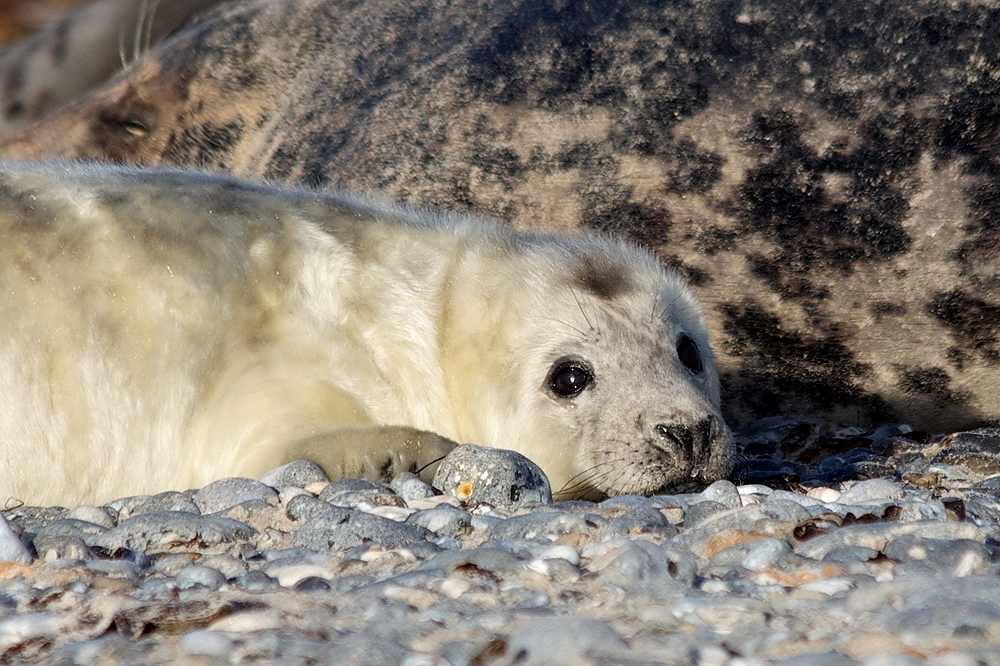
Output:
[
  {"xmin": 0, "ymin": 162, "xmax": 731, "ymax": 506},
  {"xmin": 4, "ymin": 0, "xmax": 999, "ymax": 432}
]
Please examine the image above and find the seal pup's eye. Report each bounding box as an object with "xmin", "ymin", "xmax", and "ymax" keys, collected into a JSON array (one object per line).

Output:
[
  {"xmin": 546, "ymin": 359, "xmax": 594, "ymax": 398},
  {"xmin": 677, "ymin": 334, "xmax": 703, "ymax": 374}
]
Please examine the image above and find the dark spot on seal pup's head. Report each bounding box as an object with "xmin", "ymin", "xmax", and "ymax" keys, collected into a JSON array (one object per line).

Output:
[{"xmin": 572, "ymin": 254, "xmax": 634, "ymax": 300}]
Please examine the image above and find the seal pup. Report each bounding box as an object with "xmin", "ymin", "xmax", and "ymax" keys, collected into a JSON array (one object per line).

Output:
[
  {"xmin": 2, "ymin": 0, "xmax": 997, "ymax": 432},
  {"xmin": 0, "ymin": 162, "xmax": 730, "ymax": 506}
]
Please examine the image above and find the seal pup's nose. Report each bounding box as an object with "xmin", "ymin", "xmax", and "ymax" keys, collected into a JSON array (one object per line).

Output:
[{"xmin": 654, "ymin": 415, "xmax": 718, "ymax": 469}]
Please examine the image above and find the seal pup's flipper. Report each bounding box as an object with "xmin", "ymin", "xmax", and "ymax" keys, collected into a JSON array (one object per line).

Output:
[{"xmin": 239, "ymin": 427, "xmax": 458, "ymax": 485}]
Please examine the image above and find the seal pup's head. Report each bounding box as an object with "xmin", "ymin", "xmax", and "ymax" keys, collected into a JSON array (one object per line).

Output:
[{"xmin": 445, "ymin": 230, "xmax": 732, "ymax": 499}]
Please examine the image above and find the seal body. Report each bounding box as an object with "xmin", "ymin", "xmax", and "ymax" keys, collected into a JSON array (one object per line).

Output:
[
  {"xmin": 1, "ymin": 0, "xmax": 996, "ymax": 432},
  {"xmin": 0, "ymin": 162, "xmax": 729, "ymax": 505},
  {"xmin": 0, "ymin": 0, "xmax": 222, "ymax": 135}
]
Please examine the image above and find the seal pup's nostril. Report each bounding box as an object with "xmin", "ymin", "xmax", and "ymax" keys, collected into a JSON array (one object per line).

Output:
[
  {"xmin": 656, "ymin": 416, "xmax": 719, "ymax": 468},
  {"xmin": 655, "ymin": 422, "xmax": 694, "ymax": 459}
]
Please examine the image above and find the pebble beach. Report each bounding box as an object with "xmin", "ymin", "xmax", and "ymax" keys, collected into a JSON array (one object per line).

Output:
[{"xmin": 0, "ymin": 420, "xmax": 998, "ymax": 665}]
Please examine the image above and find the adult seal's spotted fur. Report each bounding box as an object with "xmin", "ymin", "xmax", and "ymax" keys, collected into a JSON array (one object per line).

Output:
[
  {"xmin": 0, "ymin": 0, "xmax": 222, "ymax": 135},
  {"xmin": 2, "ymin": 0, "xmax": 997, "ymax": 432},
  {"xmin": 0, "ymin": 162, "xmax": 730, "ymax": 506}
]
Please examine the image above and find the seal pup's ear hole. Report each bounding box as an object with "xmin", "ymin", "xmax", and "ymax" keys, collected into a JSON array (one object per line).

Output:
[
  {"xmin": 677, "ymin": 334, "xmax": 704, "ymax": 374},
  {"xmin": 546, "ymin": 357, "xmax": 594, "ymax": 399}
]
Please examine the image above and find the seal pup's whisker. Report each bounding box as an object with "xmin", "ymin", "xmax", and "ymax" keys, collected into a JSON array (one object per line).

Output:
[
  {"xmin": 555, "ymin": 460, "xmax": 627, "ymax": 498},
  {"xmin": 142, "ymin": 0, "xmax": 163, "ymax": 60},
  {"xmin": 555, "ymin": 459, "xmax": 623, "ymax": 493},
  {"xmin": 415, "ymin": 454, "xmax": 448, "ymax": 477},
  {"xmin": 569, "ymin": 287, "xmax": 596, "ymax": 332},
  {"xmin": 117, "ymin": 23, "xmax": 129, "ymax": 71},
  {"xmin": 543, "ymin": 317, "xmax": 589, "ymax": 339},
  {"xmin": 132, "ymin": 0, "xmax": 148, "ymax": 65},
  {"xmin": 602, "ymin": 465, "xmax": 635, "ymax": 498}
]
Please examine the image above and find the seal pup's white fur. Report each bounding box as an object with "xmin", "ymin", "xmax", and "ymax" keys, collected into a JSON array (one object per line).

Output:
[{"xmin": 0, "ymin": 162, "xmax": 731, "ymax": 505}]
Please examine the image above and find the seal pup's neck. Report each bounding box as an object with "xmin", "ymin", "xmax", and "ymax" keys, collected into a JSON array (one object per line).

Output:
[{"xmin": 286, "ymin": 199, "xmax": 516, "ymax": 444}]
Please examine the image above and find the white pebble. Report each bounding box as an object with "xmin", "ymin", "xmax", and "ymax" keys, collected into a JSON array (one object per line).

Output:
[
  {"xmin": 407, "ymin": 496, "xmax": 461, "ymax": 510},
  {"xmin": 736, "ymin": 485, "xmax": 773, "ymax": 496},
  {"xmin": 440, "ymin": 577, "xmax": 471, "ymax": 599},
  {"xmin": 741, "ymin": 538, "xmax": 790, "ymax": 572},
  {"xmin": 695, "ymin": 645, "xmax": 732, "ymax": 666},
  {"xmin": 799, "ymin": 577, "xmax": 855, "ymax": 596},
  {"xmin": 0, "ymin": 613, "xmax": 61, "ymax": 647},
  {"xmin": 304, "ymin": 481, "xmax": 329, "ymax": 495},
  {"xmin": 928, "ymin": 654, "xmax": 982, "ymax": 666},
  {"xmin": 267, "ymin": 562, "xmax": 333, "ymax": 587},
  {"xmin": 806, "ymin": 487, "xmax": 841, "ymax": 503},
  {"xmin": 361, "ymin": 505, "xmax": 415, "ymax": 522},
  {"xmin": 839, "ymin": 478, "xmax": 903, "ymax": 504},
  {"xmin": 700, "ymin": 580, "xmax": 731, "ymax": 594},
  {"xmin": 0, "ymin": 514, "xmax": 31, "ymax": 564},
  {"xmin": 66, "ymin": 506, "xmax": 115, "ymax": 528},
  {"xmin": 180, "ymin": 630, "xmax": 233, "ymax": 656},
  {"xmin": 535, "ymin": 544, "xmax": 580, "ymax": 566},
  {"xmin": 211, "ymin": 610, "xmax": 284, "ymax": 633}
]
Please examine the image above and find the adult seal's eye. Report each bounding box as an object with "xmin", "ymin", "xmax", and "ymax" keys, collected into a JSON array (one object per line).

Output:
[
  {"xmin": 677, "ymin": 334, "xmax": 703, "ymax": 374},
  {"xmin": 547, "ymin": 360, "xmax": 593, "ymax": 398}
]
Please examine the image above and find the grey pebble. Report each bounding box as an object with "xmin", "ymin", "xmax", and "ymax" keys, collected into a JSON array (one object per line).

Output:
[
  {"xmin": 883, "ymin": 536, "xmax": 990, "ymax": 577},
  {"xmin": 151, "ymin": 553, "xmax": 199, "ymax": 576},
  {"xmin": 65, "ymin": 506, "xmax": 116, "ymax": 529},
  {"xmin": 1, "ymin": 506, "xmax": 69, "ymax": 535},
  {"xmin": 175, "ymin": 564, "xmax": 227, "ymax": 590},
  {"xmin": 180, "ymin": 630, "xmax": 233, "ymax": 657},
  {"xmin": 407, "ymin": 505, "xmax": 472, "ymax": 537},
  {"xmin": 767, "ymin": 489, "xmax": 823, "ymax": 508},
  {"xmin": 132, "ymin": 491, "xmax": 200, "ymax": 517},
  {"xmin": 259, "ymin": 459, "xmax": 329, "ymax": 489},
  {"xmin": 700, "ymin": 479, "xmax": 743, "ymax": 509},
  {"xmin": 419, "ymin": 547, "xmax": 523, "ymax": 575},
  {"xmin": 32, "ymin": 535, "xmax": 92, "ymax": 561},
  {"xmin": 500, "ymin": 617, "xmax": 629, "ymax": 665},
  {"xmin": 931, "ymin": 428, "xmax": 1000, "ymax": 476},
  {"xmin": 822, "ymin": 546, "xmax": 882, "ymax": 564},
  {"xmin": 433, "ymin": 444, "xmax": 551, "ymax": 509},
  {"xmin": 234, "ymin": 570, "xmax": 278, "ymax": 592},
  {"xmin": 741, "ymin": 538, "xmax": 791, "ymax": 571},
  {"xmin": 839, "ymin": 479, "xmax": 905, "ymax": 504},
  {"xmin": 285, "ymin": 494, "xmax": 351, "ymax": 523},
  {"xmin": 198, "ymin": 554, "xmax": 248, "ymax": 579},
  {"xmin": 319, "ymin": 478, "xmax": 404, "ymax": 508},
  {"xmin": 598, "ymin": 541, "xmax": 697, "ymax": 590},
  {"xmin": 390, "ymin": 472, "xmax": 436, "ymax": 502},
  {"xmin": 489, "ymin": 510, "xmax": 590, "ymax": 543},
  {"xmin": 796, "ymin": 520, "xmax": 986, "ymax": 560},
  {"xmin": 293, "ymin": 511, "xmax": 430, "ymax": 551},
  {"xmin": 33, "ymin": 518, "xmax": 108, "ymax": 546},
  {"xmin": 684, "ymin": 500, "xmax": 729, "ymax": 526},
  {"xmin": 84, "ymin": 559, "xmax": 139, "ymax": 580},
  {"xmin": 92, "ymin": 511, "xmax": 255, "ymax": 554},
  {"xmin": 194, "ymin": 478, "xmax": 279, "ymax": 514},
  {"xmin": 214, "ymin": 499, "xmax": 284, "ymax": 532}
]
